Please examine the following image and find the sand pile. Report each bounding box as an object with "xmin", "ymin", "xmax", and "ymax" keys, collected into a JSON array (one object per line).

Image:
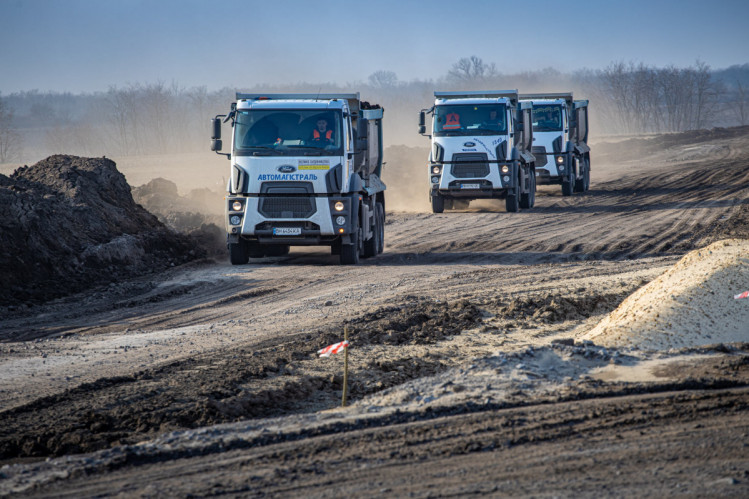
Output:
[
  {"xmin": 583, "ymin": 239, "xmax": 749, "ymax": 349},
  {"xmin": 0, "ymin": 155, "xmax": 203, "ymax": 307}
]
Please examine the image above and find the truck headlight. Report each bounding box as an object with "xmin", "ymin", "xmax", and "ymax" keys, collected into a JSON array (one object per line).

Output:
[
  {"xmin": 503, "ymin": 175, "xmax": 510, "ymax": 183},
  {"xmin": 230, "ymin": 215, "xmax": 241, "ymax": 225},
  {"xmin": 334, "ymin": 201, "xmax": 345, "ymax": 212},
  {"xmin": 501, "ymin": 165, "xmax": 510, "ymax": 174},
  {"xmin": 431, "ymin": 165, "xmax": 441, "ymax": 174},
  {"xmin": 558, "ymin": 165, "xmax": 565, "ymax": 171},
  {"xmin": 231, "ymin": 200, "xmax": 243, "ymax": 211},
  {"xmin": 336, "ymin": 216, "xmax": 346, "ymax": 226},
  {"xmin": 556, "ymin": 156, "xmax": 564, "ymax": 165},
  {"xmin": 431, "ymin": 176, "xmax": 439, "ymax": 184}
]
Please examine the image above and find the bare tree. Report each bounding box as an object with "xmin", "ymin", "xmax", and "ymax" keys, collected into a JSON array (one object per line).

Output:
[
  {"xmin": 368, "ymin": 70, "xmax": 398, "ymax": 89},
  {"xmin": 0, "ymin": 95, "xmax": 22, "ymax": 163},
  {"xmin": 447, "ymin": 56, "xmax": 497, "ymax": 84}
]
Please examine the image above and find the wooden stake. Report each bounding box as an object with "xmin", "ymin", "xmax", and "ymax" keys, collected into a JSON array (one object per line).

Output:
[{"xmin": 342, "ymin": 325, "xmax": 349, "ymax": 407}]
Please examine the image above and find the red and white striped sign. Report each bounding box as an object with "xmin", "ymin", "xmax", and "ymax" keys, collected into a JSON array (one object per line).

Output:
[
  {"xmin": 318, "ymin": 340, "xmax": 349, "ymax": 357},
  {"xmin": 735, "ymin": 290, "xmax": 749, "ymax": 300}
]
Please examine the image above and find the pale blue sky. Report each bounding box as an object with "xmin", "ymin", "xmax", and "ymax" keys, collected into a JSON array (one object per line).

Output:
[{"xmin": 1, "ymin": 0, "xmax": 748, "ymax": 93}]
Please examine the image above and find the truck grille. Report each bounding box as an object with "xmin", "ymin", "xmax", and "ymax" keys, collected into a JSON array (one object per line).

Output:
[
  {"xmin": 532, "ymin": 146, "xmax": 548, "ymax": 167},
  {"xmin": 258, "ymin": 197, "xmax": 316, "ymax": 218},
  {"xmin": 451, "ymin": 153, "xmax": 489, "ymax": 178}
]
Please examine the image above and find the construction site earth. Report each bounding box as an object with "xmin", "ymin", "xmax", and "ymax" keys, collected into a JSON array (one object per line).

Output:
[{"xmin": 1, "ymin": 127, "xmax": 748, "ymax": 497}]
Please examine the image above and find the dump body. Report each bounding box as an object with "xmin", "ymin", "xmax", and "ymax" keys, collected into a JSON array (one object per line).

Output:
[
  {"xmin": 519, "ymin": 93, "xmax": 591, "ymax": 195},
  {"xmin": 419, "ymin": 90, "xmax": 537, "ymax": 213},
  {"xmin": 212, "ymin": 93, "xmax": 386, "ymax": 264}
]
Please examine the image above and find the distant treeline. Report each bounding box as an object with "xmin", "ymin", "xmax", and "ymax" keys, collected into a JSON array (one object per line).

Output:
[{"xmin": 1, "ymin": 59, "xmax": 748, "ymax": 163}]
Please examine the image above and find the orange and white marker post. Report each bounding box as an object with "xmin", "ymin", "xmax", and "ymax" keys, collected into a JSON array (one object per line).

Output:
[
  {"xmin": 735, "ymin": 291, "xmax": 749, "ymax": 300},
  {"xmin": 342, "ymin": 326, "xmax": 349, "ymax": 407},
  {"xmin": 317, "ymin": 325, "xmax": 350, "ymax": 407}
]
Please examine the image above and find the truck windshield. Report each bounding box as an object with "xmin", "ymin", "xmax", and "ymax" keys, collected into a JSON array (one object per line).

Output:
[
  {"xmin": 234, "ymin": 109, "xmax": 343, "ymax": 155},
  {"xmin": 433, "ymin": 104, "xmax": 507, "ymax": 136},
  {"xmin": 532, "ymin": 105, "xmax": 563, "ymax": 132}
]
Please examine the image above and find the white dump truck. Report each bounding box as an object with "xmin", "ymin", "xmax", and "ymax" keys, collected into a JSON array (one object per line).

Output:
[
  {"xmin": 211, "ymin": 93, "xmax": 386, "ymax": 265},
  {"xmin": 519, "ymin": 93, "xmax": 590, "ymax": 195},
  {"xmin": 419, "ymin": 90, "xmax": 536, "ymax": 213}
]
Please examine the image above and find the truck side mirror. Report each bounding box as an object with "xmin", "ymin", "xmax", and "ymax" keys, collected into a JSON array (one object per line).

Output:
[
  {"xmin": 418, "ymin": 111, "xmax": 426, "ymax": 135},
  {"xmin": 211, "ymin": 139, "xmax": 223, "ymax": 152},
  {"xmin": 211, "ymin": 118, "xmax": 222, "ymax": 140}
]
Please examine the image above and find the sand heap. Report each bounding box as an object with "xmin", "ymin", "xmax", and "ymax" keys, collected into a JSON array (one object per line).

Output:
[
  {"xmin": 0, "ymin": 155, "xmax": 202, "ymax": 307},
  {"xmin": 584, "ymin": 239, "xmax": 749, "ymax": 350}
]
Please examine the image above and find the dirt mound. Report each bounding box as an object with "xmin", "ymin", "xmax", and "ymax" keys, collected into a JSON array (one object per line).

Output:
[
  {"xmin": 594, "ymin": 126, "xmax": 749, "ymax": 163},
  {"xmin": 584, "ymin": 239, "xmax": 749, "ymax": 349},
  {"xmin": 492, "ymin": 292, "xmax": 625, "ymax": 326},
  {"xmin": 0, "ymin": 155, "xmax": 202, "ymax": 307},
  {"xmin": 132, "ymin": 178, "xmax": 225, "ymax": 258}
]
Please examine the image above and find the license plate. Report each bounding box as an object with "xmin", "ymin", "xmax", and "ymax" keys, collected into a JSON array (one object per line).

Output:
[
  {"xmin": 272, "ymin": 227, "xmax": 302, "ymax": 236},
  {"xmin": 461, "ymin": 183, "xmax": 480, "ymax": 189}
]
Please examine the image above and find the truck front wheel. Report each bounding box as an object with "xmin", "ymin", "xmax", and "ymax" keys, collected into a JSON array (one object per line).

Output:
[
  {"xmin": 340, "ymin": 228, "xmax": 360, "ymax": 265},
  {"xmin": 362, "ymin": 210, "xmax": 379, "ymax": 259},
  {"xmin": 505, "ymin": 177, "xmax": 520, "ymax": 213},
  {"xmin": 229, "ymin": 240, "xmax": 250, "ymax": 265},
  {"xmin": 520, "ymin": 170, "xmax": 536, "ymax": 209},
  {"xmin": 562, "ymin": 178, "xmax": 574, "ymax": 196},
  {"xmin": 431, "ymin": 192, "xmax": 445, "ymax": 213}
]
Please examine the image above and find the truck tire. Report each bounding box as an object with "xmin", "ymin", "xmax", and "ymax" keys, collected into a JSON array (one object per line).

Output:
[
  {"xmin": 505, "ymin": 176, "xmax": 520, "ymax": 213},
  {"xmin": 561, "ymin": 178, "xmax": 574, "ymax": 196},
  {"xmin": 520, "ymin": 170, "xmax": 536, "ymax": 209},
  {"xmin": 574, "ymin": 157, "xmax": 590, "ymax": 193},
  {"xmin": 583, "ymin": 158, "xmax": 591, "ymax": 192},
  {"xmin": 340, "ymin": 228, "xmax": 360, "ymax": 265},
  {"xmin": 431, "ymin": 192, "xmax": 444, "ymax": 213},
  {"xmin": 229, "ymin": 240, "xmax": 249, "ymax": 265},
  {"xmin": 264, "ymin": 244, "xmax": 289, "ymax": 257},
  {"xmin": 376, "ymin": 203, "xmax": 385, "ymax": 254},
  {"xmin": 362, "ymin": 208, "xmax": 379, "ymax": 259}
]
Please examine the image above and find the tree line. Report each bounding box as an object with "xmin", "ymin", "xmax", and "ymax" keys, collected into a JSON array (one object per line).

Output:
[{"xmin": 1, "ymin": 59, "xmax": 748, "ymax": 163}]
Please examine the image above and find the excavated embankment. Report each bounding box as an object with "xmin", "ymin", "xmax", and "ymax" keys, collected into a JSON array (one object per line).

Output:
[{"xmin": 0, "ymin": 155, "xmax": 203, "ymax": 307}]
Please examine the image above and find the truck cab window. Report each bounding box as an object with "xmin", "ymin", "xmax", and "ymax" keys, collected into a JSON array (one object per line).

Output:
[
  {"xmin": 532, "ymin": 105, "xmax": 563, "ymax": 132},
  {"xmin": 234, "ymin": 110, "xmax": 343, "ymax": 155},
  {"xmin": 434, "ymin": 104, "xmax": 507, "ymax": 136}
]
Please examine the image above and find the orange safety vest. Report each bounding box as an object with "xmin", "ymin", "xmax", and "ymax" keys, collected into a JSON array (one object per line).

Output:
[
  {"xmin": 444, "ymin": 113, "xmax": 460, "ymax": 129},
  {"xmin": 313, "ymin": 129, "xmax": 333, "ymax": 141}
]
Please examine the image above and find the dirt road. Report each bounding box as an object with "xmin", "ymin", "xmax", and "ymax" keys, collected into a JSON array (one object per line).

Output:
[{"xmin": 1, "ymin": 128, "xmax": 748, "ymax": 496}]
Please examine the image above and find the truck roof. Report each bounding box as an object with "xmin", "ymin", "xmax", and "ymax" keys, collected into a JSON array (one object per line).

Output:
[
  {"xmin": 519, "ymin": 92, "xmax": 573, "ymax": 103},
  {"xmin": 236, "ymin": 99, "xmax": 348, "ymax": 111},
  {"xmin": 434, "ymin": 90, "xmax": 518, "ymax": 106},
  {"xmin": 235, "ymin": 93, "xmax": 360, "ymax": 112}
]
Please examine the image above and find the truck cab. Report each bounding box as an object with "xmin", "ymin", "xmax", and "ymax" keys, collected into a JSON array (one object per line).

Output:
[
  {"xmin": 419, "ymin": 90, "xmax": 536, "ymax": 213},
  {"xmin": 211, "ymin": 93, "xmax": 386, "ymax": 265},
  {"xmin": 520, "ymin": 93, "xmax": 591, "ymax": 196}
]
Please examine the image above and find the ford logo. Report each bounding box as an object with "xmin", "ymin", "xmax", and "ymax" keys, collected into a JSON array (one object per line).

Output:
[
  {"xmin": 277, "ymin": 165, "xmax": 296, "ymax": 173},
  {"xmin": 463, "ymin": 141, "xmax": 476, "ymax": 147}
]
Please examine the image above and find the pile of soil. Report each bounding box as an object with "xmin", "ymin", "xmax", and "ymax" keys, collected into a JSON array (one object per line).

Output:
[
  {"xmin": 584, "ymin": 239, "xmax": 749, "ymax": 349},
  {"xmin": 0, "ymin": 155, "xmax": 202, "ymax": 307}
]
